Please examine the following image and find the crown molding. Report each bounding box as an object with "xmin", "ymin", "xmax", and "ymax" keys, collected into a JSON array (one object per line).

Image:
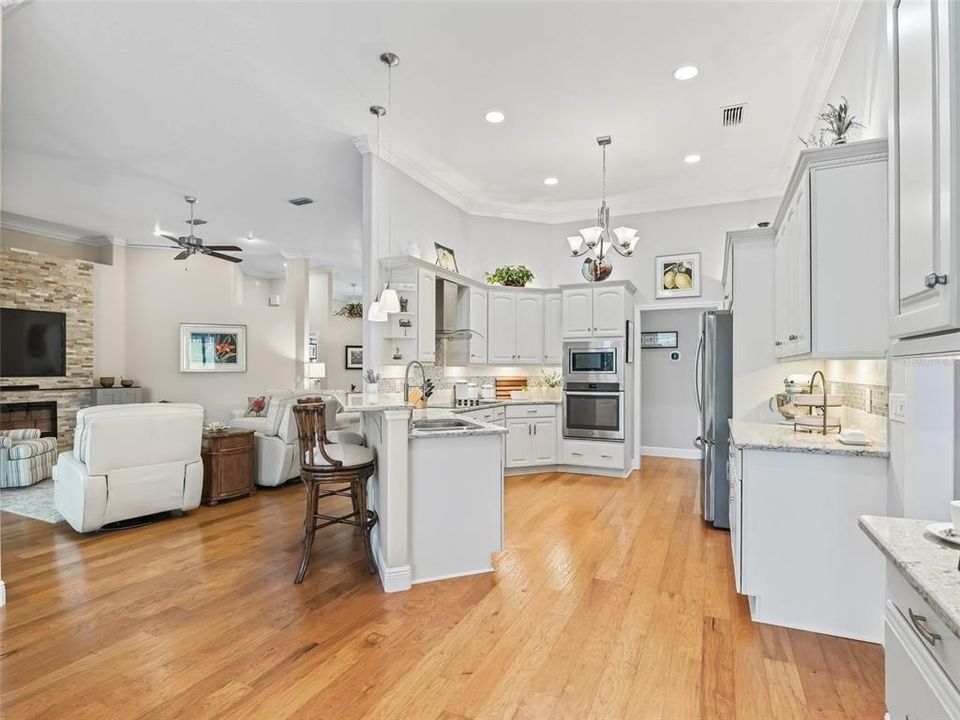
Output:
[{"xmin": 1, "ymin": 211, "xmax": 115, "ymax": 246}]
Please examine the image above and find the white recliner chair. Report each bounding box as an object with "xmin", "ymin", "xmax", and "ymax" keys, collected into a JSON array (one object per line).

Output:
[
  {"xmin": 229, "ymin": 391, "xmax": 364, "ymax": 488},
  {"xmin": 53, "ymin": 403, "xmax": 205, "ymax": 532}
]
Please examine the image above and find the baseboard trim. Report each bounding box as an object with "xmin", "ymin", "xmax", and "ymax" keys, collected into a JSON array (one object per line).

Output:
[
  {"xmin": 371, "ymin": 532, "xmax": 411, "ymax": 593},
  {"xmin": 505, "ymin": 464, "xmax": 631, "ymax": 479},
  {"xmin": 641, "ymin": 446, "xmax": 703, "ymax": 460},
  {"xmin": 412, "ymin": 566, "xmax": 494, "ymax": 585},
  {"xmin": 0, "ymin": 579, "xmax": 6, "ymax": 606}
]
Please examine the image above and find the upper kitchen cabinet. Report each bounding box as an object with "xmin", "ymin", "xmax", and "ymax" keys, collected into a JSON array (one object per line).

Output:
[
  {"xmin": 487, "ymin": 290, "xmax": 545, "ymax": 365},
  {"xmin": 561, "ymin": 282, "xmax": 635, "ymax": 339},
  {"xmin": 543, "ymin": 293, "xmax": 563, "ymax": 365},
  {"xmin": 889, "ymin": 0, "xmax": 960, "ymax": 339},
  {"xmin": 467, "ymin": 287, "xmax": 488, "ymax": 365},
  {"xmin": 773, "ymin": 140, "xmax": 889, "ymax": 359},
  {"xmin": 417, "ymin": 269, "xmax": 437, "ymax": 363}
]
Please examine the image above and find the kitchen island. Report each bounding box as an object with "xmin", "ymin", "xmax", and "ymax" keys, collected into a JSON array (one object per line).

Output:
[{"xmin": 337, "ymin": 392, "xmax": 507, "ymax": 592}]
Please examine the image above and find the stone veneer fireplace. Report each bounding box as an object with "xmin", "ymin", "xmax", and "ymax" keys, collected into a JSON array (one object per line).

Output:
[{"xmin": 0, "ymin": 401, "xmax": 58, "ymax": 438}]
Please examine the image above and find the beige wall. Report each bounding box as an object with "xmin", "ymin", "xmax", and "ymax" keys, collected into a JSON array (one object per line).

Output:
[
  {"xmin": 309, "ymin": 270, "xmax": 362, "ymax": 392},
  {"xmin": 1, "ymin": 227, "xmax": 113, "ymax": 264}
]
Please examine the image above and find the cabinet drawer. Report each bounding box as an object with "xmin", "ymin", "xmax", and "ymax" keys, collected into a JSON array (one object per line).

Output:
[
  {"xmin": 461, "ymin": 406, "xmax": 505, "ymax": 424},
  {"xmin": 888, "ymin": 562, "xmax": 960, "ymax": 688},
  {"xmin": 561, "ymin": 439, "xmax": 624, "ymax": 469},
  {"xmin": 505, "ymin": 404, "xmax": 556, "ymax": 419}
]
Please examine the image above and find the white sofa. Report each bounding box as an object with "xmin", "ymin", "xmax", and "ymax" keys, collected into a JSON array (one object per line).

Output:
[
  {"xmin": 53, "ymin": 403, "xmax": 204, "ymax": 532},
  {"xmin": 229, "ymin": 391, "xmax": 364, "ymax": 488}
]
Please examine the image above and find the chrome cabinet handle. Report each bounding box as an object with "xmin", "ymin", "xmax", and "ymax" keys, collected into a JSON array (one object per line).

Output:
[
  {"xmin": 534, "ymin": 424, "xmax": 537, "ymax": 435},
  {"xmin": 925, "ymin": 272, "xmax": 948, "ymax": 288},
  {"xmin": 601, "ymin": 454, "xmax": 612, "ymax": 459},
  {"xmin": 774, "ymin": 340, "xmax": 783, "ymax": 347},
  {"xmin": 908, "ymin": 608, "xmax": 941, "ymax": 646},
  {"xmin": 571, "ymin": 452, "xmax": 583, "ymax": 457},
  {"xmin": 527, "ymin": 409, "xmax": 537, "ymax": 414},
  {"xmin": 527, "ymin": 424, "xmax": 531, "ymax": 435}
]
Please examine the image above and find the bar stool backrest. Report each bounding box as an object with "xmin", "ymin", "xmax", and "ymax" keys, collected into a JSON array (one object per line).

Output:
[{"xmin": 292, "ymin": 398, "xmax": 342, "ymax": 470}]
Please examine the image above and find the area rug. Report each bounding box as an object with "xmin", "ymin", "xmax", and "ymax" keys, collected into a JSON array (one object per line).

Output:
[{"xmin": 1, "ymin": 479, "xmax": 64, "ymax": 523}]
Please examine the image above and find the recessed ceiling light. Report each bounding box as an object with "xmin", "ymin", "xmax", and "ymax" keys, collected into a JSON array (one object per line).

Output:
[
  {"xmin": 543, "ymin": 177, "xmax": 559, "ymax": 186},
  {"xmin": 243, "ymin": 233, "xmax": 262, "ymax": 244},
  {"xmin": 484, "ymin": 110, "xmax": 505, "ymax": 124},
  {"xmin": 674, "ymin": 65, "xmax": 699, "ymax": 81},
  {"xmin": 283, "ymin": 262, "xmax": 288, "ymax": 267},
  {"xmin": 684, "ymin": 153, "xmax": 702, "ymax": 164}
]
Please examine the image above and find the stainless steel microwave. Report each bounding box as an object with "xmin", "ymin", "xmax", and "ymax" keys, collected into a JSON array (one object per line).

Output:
[{"xmin": 563, "ymin": 341, "xmax": 624, "ymax": 384}]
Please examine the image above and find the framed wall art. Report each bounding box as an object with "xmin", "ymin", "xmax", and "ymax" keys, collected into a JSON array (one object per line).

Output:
[
  {"xmin": 179, "ymin": 324, "xmax": 247, "ymax": 373},
  {"xmin": 655, "ymin": 252, "xmax": 701, "ymax": 299}
]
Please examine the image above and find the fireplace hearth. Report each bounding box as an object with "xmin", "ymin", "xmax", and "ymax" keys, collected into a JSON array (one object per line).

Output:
[{"xmin": 0, "ymin": 401, "xmax": 58, "ymax": 438}]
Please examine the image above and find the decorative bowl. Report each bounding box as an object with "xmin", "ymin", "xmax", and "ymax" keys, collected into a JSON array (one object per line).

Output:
[
  {"xmin": 120, "ymin": 379, "xmax": 134, "ymax": 387},
  {"xmin": 99, "ymin": 376, "xmax": 115, "ymax": 388}
]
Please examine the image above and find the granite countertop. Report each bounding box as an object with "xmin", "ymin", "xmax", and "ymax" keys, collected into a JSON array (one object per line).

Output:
[
  {"xmin": 728, "ymin": 419, "xmax": 889, "ymax": 458},
  {"xmin": 860, "ymin": 515, "xmax": 960, "ymax": 640},
  {"xmin": 336, "ymin": 392, "xmax": 412, "ymax": 412},
  {"xmin": 447, "ymin": 397, "xmax": 562, "ymax": 412}
]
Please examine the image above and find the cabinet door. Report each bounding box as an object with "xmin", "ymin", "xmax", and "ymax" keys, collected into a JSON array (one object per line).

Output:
[
  {"xmin": 468, "ymin": 287, "xmax": 488, "ymax": 365},
  {"xmin": 773, "ymin": 226, "xmax": 790, "ymax": 356},
  {"xmin": 890, "ymin": 0, "xmax": 957, "ymax": 337},
  {"xmin": 593, "ymin": 286, "xmax": 626, "ymax": 337},
  {"xmin": 488, "ymin": 291, "xmax": 518, "ymax": 364},
  {"xmin": 417, "ymin": 270, "xmax": 436, "ymax": 363},
  {"xmin": 504, "ymin": 419, "xmax": 532, "ymax": 468},
  {"xmin": 790, "ymin": 182, "xmax": 812, "ymax": 355},
  {"xmin": 562, "ymin": 288, "xmax": 593, "ymax": 339},
  {"xmin": 531, "ymin": 418, "xmax": 557, "ymax": 464},
  {"xmin": 516, "ymin": 294, "xmax": 544, "ymax": 364},
  {"xmin": 543, "ymin": 293, "xmax": 563, "ymax": 365}
]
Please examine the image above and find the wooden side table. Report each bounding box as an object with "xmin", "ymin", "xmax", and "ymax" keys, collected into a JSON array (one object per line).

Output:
[{"xmin": 201, "ymin": 428, "xmax": 255, "ymax": 505}]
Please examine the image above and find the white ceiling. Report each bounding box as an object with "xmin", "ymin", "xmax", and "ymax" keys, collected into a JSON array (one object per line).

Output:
[{"xmin": 2, "ymin": 1, "xmax": 858, "ymax": 287}]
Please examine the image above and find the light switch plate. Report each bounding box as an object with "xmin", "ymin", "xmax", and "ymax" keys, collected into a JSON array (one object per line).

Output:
[{"xmin": 889, "ymin": 392, "xmax": 906, "ymax": 423}]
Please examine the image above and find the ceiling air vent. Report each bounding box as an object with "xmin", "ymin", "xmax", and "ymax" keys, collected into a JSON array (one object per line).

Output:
[
  {"xmin": 721, "ymin": 103, "xmax": 747, "ymax": 127},
  {"xmin": 288, "ymin": 197, "xmax": 314, "ymax": 207}
]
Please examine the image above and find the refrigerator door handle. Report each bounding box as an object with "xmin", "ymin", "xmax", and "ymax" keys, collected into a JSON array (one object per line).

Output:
[{"xmin": 695, "ymin": 333, "xmax": 704, "ymax": 416}]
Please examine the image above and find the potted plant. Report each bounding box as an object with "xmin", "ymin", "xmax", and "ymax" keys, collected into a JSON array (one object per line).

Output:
[
  {"xmin": 538, "ymin": 369, "xmax": 563, "ymax": 400},
  {"xmin": 362, "ymin": 369, "xmax": 380, "ymax": 394},
  {"xmin": 800, "ymin": 96, "xmax": 865, "ymax": 148},
  {"xmin": 485, "ymin": 265, "xmax": 535, "ymax": 287}
]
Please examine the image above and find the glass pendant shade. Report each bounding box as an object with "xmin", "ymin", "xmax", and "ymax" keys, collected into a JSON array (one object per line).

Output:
[
  {"xmin": 579, "ymin": 226, "xmax": 604, "ymax": 249},
  {"xmin": 567, "ymin": 236, "xmax": 584, "ymax": 255},
  {"xmin": 367, "ymin": 300, "xmax": 388, "ymax": 322},
  {"xmin": 613, "ymin": 226, "xmax": 638, "ymax": 246},
  {"xmin": 379, "ymin": 288, "xmax": 401, "ymax": 314}
]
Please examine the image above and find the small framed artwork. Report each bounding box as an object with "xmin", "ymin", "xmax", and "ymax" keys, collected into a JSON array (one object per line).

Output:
[
  {"xmin": 345, "ymin": 345, "xmax": 363, "ymax": 370},
  {"xmin": 308, "ymin": 336, "xmax": 318, "ymax": 362},
  {"xmin": 640, "ymin": 331, "xmax": 679, "ymax": 349},
  {"xmin": 434, "ymin": 243, "xmax": 459, "ymax": 273},
  {"xmin": 180, "ymin": 324, "xmax": 247, "ymax": 373},
  {"xmin": 655, "ymin": 252, "xmax": 701, "ymax": 299}
]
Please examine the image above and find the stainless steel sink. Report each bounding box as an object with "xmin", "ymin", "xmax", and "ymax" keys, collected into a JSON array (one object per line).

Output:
[{"xmin": 411, "ymin": 418, "xmax": 476, "ymax": 432}]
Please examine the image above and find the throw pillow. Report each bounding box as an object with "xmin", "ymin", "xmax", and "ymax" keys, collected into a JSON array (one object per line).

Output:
[{"xmin": 246, "ymin": 396, "xmax": 267, "ymax": 417}]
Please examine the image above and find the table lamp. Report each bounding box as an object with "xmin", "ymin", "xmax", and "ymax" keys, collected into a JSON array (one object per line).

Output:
[{"xmin": 305, "ymin": 361, "xmax": 326, "ymax": 389}]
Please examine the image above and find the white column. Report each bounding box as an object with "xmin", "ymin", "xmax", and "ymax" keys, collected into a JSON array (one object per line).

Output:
[
  {"xmin": 365, "ymin": 408, "xmax": 412, "ymax": 592},
  {"xmin": 356, "ymin": 137, "xmax": 383, "ymax": 372},
  {"xmin": 285, "ymin": 257, "xmax": 310, "ymax": 388}
]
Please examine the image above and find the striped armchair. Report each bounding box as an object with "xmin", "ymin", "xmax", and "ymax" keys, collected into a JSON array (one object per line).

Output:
[{"xmin": 1, "ymin": 429, "xmax": 58, "ymax": 488}]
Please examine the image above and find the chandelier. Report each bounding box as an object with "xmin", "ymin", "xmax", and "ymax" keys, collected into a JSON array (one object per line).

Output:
[{"xmin": 566, "ymin": 136, "xmax": 638, "ymax": 282}]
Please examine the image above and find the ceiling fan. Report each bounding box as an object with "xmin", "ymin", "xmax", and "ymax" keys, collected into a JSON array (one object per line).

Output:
[{"xmin": 157, "ymin": 196, "xmax": 243, "ymax": 264}]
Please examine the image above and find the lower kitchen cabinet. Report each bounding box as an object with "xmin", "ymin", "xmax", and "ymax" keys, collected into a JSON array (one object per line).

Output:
[
  {"xmin": 91, "ymin": 387, "xmax": 143, "ymax": 405},
  {"xmin": 560, "ymin": 439, "xmax": 625, "ymax": 470},
  {"xmin": 504, "ymin": 404, "xmax": 557, "ymax": 469}
]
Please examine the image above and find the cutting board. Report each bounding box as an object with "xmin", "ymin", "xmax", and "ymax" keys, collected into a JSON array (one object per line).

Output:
[{"xmin": 495, "ymin": 377, "xmax": 528, "ymax": 400}]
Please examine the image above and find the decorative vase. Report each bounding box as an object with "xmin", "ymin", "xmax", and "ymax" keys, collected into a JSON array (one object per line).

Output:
[
  {"xmin": 363, "ymin": 382, "xmax": 379, "ymax": 395},
  {"xmin": 99, "ymin": 376, "xmax": 115, "ymax": 388}
]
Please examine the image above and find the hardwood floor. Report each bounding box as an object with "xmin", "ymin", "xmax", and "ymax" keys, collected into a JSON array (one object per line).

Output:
[{"xmin": 0, "ymin": 457, "xmax": 884, "ymax": 719}]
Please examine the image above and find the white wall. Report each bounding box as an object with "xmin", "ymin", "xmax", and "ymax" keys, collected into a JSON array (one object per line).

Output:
[
  {"xmin": 309, "ymin": 270, "xmax": 362, "ymax": 391},
  {"xmin": 122, "ymin": 248, "xmax": 297, "ymax": 421},
  {"xmin": 819, "ymin": 1, "xmax": 889, "ymax": 141},
  {"xmin": 639, "ymin": 308, "xmax": 702, "ymax": 454},
  {"xmin": 92, "ymin": 246, "xmax": 127, "ymax": 379}
]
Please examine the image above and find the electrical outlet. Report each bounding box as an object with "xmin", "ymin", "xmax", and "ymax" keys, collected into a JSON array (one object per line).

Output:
[{"xmin": 889, "ymin": 392, "xmax": 906, "ymax": 423}]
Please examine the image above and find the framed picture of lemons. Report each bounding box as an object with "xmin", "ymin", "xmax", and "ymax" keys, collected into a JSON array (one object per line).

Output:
[{"xmin": 655, "ymin": 252, "xmax": 701, "ymax": 299}]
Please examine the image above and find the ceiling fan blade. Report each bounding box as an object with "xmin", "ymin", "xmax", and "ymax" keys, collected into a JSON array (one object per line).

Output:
[
  {"xmin": 161, "ymin": 233, "xmax": 185, "ymax": 245},
  {"xmin": 173, "ymin": 250, "xmax": 190, "ymax": 260},
  {"xmin": 204, "ymin": 245, "xmax": 243, "ymax": 252},
  {"xmin": 206, "ymin": 251, "xmax": 243, "ymax": 264}
]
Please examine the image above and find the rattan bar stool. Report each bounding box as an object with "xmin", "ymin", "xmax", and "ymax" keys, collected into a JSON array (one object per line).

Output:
[{"xmin": 291, "ymin": 397, "xmax": 378, "ymax": 583}]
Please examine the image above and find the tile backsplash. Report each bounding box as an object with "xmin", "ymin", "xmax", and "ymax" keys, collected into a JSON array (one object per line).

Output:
[{"xmin": 827, "ymin": 381, "xmax": 888, "ymax": 418}]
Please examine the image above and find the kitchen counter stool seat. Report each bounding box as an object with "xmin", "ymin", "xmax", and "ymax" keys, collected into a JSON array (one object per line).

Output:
[{"xmin": 292, "ymin": 398, "xmax": 378, "ymax": 584}]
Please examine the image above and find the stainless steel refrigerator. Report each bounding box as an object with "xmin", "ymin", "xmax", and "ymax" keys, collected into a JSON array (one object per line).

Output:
[{"xmin": 695, "ymin": 310, "xmax": 733, "ymax": 529}]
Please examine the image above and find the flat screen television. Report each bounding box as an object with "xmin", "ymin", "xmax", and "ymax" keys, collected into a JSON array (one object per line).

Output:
[{"xmin": 0, "ymin": 308, "xmax": 67, "ymax": 377}]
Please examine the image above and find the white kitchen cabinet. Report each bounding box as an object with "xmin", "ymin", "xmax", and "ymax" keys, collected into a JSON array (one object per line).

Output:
[
  {"xmin": 486, "ymin": 290, "xmax": 544, "ymax": 365},
  {"xmin": 468, "ymin": 287, "xmax": 488, "ymax": 365},
  {"xmin": 504, "ymin": 404, "xmax": 558, "ymax": 469},
  {"xmin": 530, "ymin": 418, "xmax": 557, "ymax": 464},
  {"xmin": 561, "ymin": 283, "xmax": 634, "ymax": 340},
  {"xmin": 417, "ymin": 269, "xmax": 436, "ymax": 363},
  {"xmin": 543, "ymin": 293, "xmax": 562, "ymax": 365},
  {"xmin": 561, "ymin": 288, "xmax": 593, "ymax": 339},
  {"xmin": 560, "ymin": 439, "xmax": 625, "ymax": 470},
  {"xmin": 593, "ymin": 286, "xmax": 627, "ymax": 337},
  {"xmin": 889, "ymin": 0, "xmax": 960, "ymax": 339},
  {"xmin": 487, "ymin": 291, "xmax": 518, "ymax": 364},
  {"xmin": 773, "ymin": 140, "xmax": 888, "ymax": 358},
  {"xmin": 516, "ymin": 294, "xmax": 544, "ymax": 363}
]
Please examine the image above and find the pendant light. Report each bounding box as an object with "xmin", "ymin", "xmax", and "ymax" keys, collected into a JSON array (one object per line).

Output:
[{"xmin": 367, "ymin": 52, "xmax": 401, "ymax": 322}]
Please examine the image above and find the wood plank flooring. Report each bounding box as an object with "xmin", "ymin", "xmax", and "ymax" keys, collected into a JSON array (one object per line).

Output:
[{"xmin": 0, "ymin": 457, "xmax": 885, "ymax": 719}]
